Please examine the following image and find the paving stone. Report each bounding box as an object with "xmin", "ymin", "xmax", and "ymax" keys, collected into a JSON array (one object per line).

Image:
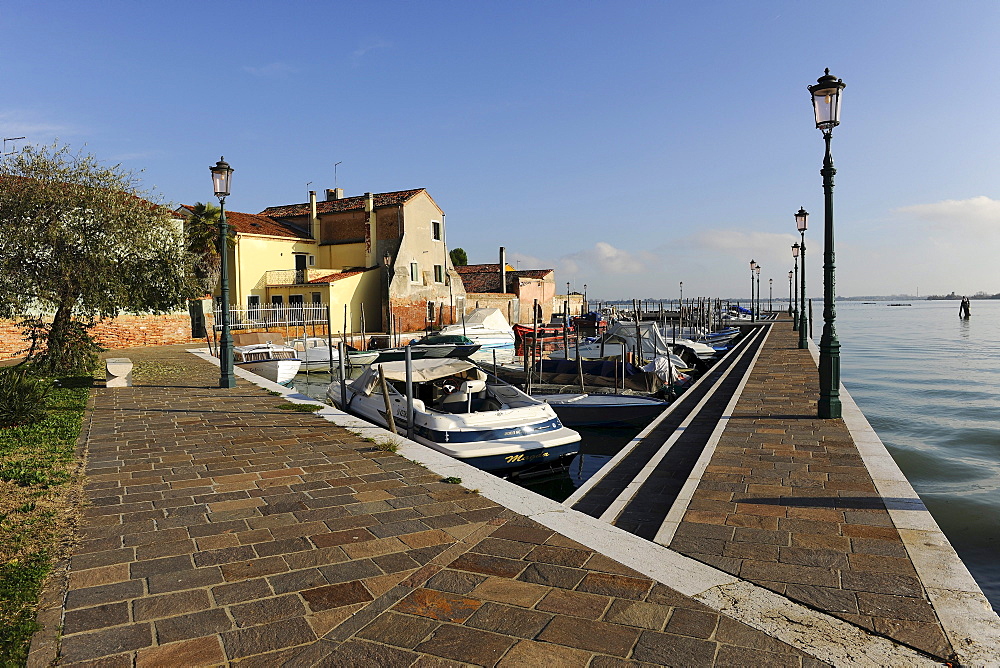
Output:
[
  {"xmin": 663, "ymin": 606, "xmax": 719, "ymax": 639},
  {"xmin": 394, "ymin": 588, "xmax": 483, "ymax": 623},
  {"xmin": 465, "ymin": 601, "xmax": 552, "ymax": 638},
  {"xmin": 134, "ymin": 635, "xmax": 226, "ymax": 667},
  {"xmin": 449, "ymin": 552, "xmax": 527, "ymax": 579},
  {"xmin": 496, "ymin": 639, "xmax": 593, "ymax": 667},
  {"xmin": 470, "ymin": 577, "xmax": 549, "ymax": 608},
  {"xmin": 133, "ymin": 588, "xmax": 212, "ymax": 621},
  {"xmin": 414, "ymin": 623, "xmax": 517, "ymax": 665},
  {"xmin": 60, "ymin": 623, "xmax": 153, "ymax": 663},
  {"xmin": 518, "ymin": 562, "xmax": 586, "ymax": 589},
  {"xmin": 426, "ymin": 569, "xmax": 487, "ymax": 595},
  {"xmin": 65, "ymin": 580, "xmax": 145, "ymax": 611},
  {"xmin": 537, "ymin": 615, "xmax": 640, "ymax": 656},
  {"xmin": 229, "ymin": 593, "xmax": 306, "ymax": 627},
  {"xmin": 63, "ymin": 601, "xmax": 130, "ymax": 635},
  {"xmin": 301, "ymin": 580, "xmax": 375, "ymax": 612},
  {"xmin": 575, "ymin": 572, "xmax": 653, "ymax": 601},
  {"xmin": 356, "ymin": 611, "xmax": 440, "ymax": 648},
  {"xmin": 604, "ymin": 599, "xmax": 670, "ymax": 630},
  {"xmin": 220, "ymin": 616, "xmax": 317, "ymax": 660},
  {"xmin": 154, "ymin": 608, "xmax": 233, "ymax": 644},
  {"xmin": 211, "ymin": 578, "xmax": 273, "ymax": 605}
]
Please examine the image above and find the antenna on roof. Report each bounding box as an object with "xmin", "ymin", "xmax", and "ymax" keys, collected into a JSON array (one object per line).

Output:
[
  {"xmin": 306, "ymin": 181, "xmax": 312, "ymax": 199},
  {"xmin": 3, "ymin": 137, "xmax": 26, "ymax": 155},
  {"xmin": 334, "ymin": 161, "xmax": 342, "ymax": 189}
]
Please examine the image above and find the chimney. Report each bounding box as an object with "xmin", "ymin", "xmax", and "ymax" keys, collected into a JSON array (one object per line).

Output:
[
  {"xmin": 365, "ymin": 192, "xmax": 377, "ymax": 268},
  {"xmin": 499, "ymin": 247, "xmax": 507, "ymax": 294},
  {"xmin": 309, "ymin": 191, "xmax": 319, "ymax": 241},
  {"xmin": 326, "ymin": 188, "xmax": 344, "ymax": 201}
]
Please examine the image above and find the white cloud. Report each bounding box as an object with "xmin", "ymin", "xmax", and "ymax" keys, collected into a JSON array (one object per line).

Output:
[
  {"xmin": 0, "ymin": 111, "xmax": 78, "ymax": 142},
  {"xmin": 685, "ymin": 229, "xmax": 798, "ymax": 256},
  {"xmin": 352, "ymin": 39, "xmax": 391, "ymax": 61},
  {"xmin": 895, "ymin": 196, "xmax": 1000, "ymax": 236},
  {"xmin": 242, "ymin": 62, "xmax": 297, "ymax": 77}
]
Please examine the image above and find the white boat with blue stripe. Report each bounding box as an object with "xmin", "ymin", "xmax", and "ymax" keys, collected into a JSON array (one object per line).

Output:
[{"xmin": 326, "ymin": 358, "xmax": 580, "ymax": 473}]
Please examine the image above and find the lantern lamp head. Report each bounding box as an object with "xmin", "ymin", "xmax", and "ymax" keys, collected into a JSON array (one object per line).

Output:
[
  {"xmin": 792, "ymin": 242, "xmax": 800, "ymax": 258},
  {"xmin": 795, "ymin": 207, "xmax": 809, "ymax": 232},
  {"xmin": 808, "ymin": 69, "xmax": 845, "ymax": 134},
  {"xmin": 210, "ymin": 157, "xmax": 233, "ymax": 198}
]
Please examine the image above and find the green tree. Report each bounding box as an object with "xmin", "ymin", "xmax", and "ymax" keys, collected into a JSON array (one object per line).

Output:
[
  {"xmin": 449, "ymin": 247, "xmax": 467, "ymax": 266},
  {"xmin": 0, "ymin": 143, "xmax": 193, "ymax": 373},
  {"xmin": 184, "ymin": 201, "xmax": 223, "ymax": 297}
]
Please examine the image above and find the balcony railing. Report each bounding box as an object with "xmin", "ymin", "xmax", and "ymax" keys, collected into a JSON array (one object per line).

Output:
[{"xmin": 266, "ymin": 268, "xmax": 343, "ymax": 286}]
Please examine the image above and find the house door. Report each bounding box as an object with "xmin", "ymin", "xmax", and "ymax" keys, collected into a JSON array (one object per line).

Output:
[{"xmin": 295, "ymin": 254, "xmax": 307, "ymax": 283}]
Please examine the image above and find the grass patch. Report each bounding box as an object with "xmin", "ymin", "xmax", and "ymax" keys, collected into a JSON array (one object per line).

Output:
[
  {"xmin": 373, "ymin": 437, "xmax": 400, "ymax": 453},
  {"xmin": 443, "ymin": 477, "xmax": 462, "ymax": 484},
  {"xmin": 276, "ymin": 403, "xmax": 322, "ymax": 412},
  {"xmin": 0, "ymin": 372, "xmax": 91, "ymax": 665}
]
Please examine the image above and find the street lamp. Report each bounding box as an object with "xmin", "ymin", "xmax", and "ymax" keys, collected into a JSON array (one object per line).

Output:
[
  {"xmin": 787, "ymin": 270, "xmax": 793, "ymax": 319},
  {"xmin": 769, "ymin": 277, "xmax": 772, "ymax": 313},
  {"xmin": 210, "ymin": 157, "xmax": 235, "ymax": 388},
  {"xmin": 791, "ymin": 241, "xmax": 800, "ymax": 329},
  {"xmin": 583, "ymin": 284, "xmax": 588, "ymax": 313},
  {"xmin": 749, "ymin": 260, "xmax": 757, "ymax": 321},
  {"xmin": 809, "ymin": 68, "xmax": 845, "ymax": 419},
  {"xmin": 383, "ymin": 249, "xmax": 393, "ymax": 341},
  {"xmin": 755, "ymin": 265, "xmax": 762, "ymax": 320},
  {"xmin": 795, "ymin": 209, "xmax": 808, "ymax": 347}
]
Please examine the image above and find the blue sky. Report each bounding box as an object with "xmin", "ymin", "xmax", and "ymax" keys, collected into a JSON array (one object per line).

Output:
[{"xmin": 3, "ymin": 1, "xmax": 999, "ymax": 299}]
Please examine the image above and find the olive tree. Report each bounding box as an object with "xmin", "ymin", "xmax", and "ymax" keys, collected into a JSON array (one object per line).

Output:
[{"xmin": 0, "ymin": 143, "xmax": 194, "ymax": 373}]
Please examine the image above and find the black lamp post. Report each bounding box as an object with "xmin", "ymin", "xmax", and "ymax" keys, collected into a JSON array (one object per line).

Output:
[
  {"xmin": 210, "ymin": 157, "xmax": 236, "ymax": 388},
  {"xmin": 755, "ymin": 265, "xmax": 762, "ymax": 319},
  {"xmin": 787, "ymin": 270, "xmax": 793, "ymax": 318},
  {"xmin": 795, "ymin": 209, "xmax": 808, "ymax": 347},
  {"xmin": 809, "ymin": 68, "xmax": 845, "ymax": 419},
  {"xmin": 769, "ymin": 277, "xmax": 772, "ymax": 313},
  {"xmin": 791, "ymin": 241, "xmax": 800, "ymax": 329},
  {"xmin": 749, "ymin": 260, "xmax": 756, "ymax": 321},
  {"xmin": 583, "ymin": 284, "xmax": 588, "ymax": 313}
]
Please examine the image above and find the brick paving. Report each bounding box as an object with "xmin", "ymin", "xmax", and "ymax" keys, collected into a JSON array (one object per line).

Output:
[
  {"xmin": 669, "ymin": 321, "xmax": 955, "ymax": 660},
  {"xmin": 41, "ymin": 344, "xmax": 830, "ymax": 667}
]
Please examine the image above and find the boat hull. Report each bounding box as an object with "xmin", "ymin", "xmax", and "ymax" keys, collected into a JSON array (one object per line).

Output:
[{"xmin": 236, "ymin": 359, "xmax": 300, "ymax": 385}]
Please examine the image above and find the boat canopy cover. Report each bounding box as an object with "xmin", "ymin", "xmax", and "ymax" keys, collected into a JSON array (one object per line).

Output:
[
  {"xmin": 349, "ymin": 358, "xmax": 482, "ymax": 395},
  {"xmin": 452, "ymin": 308, "xmax": 513, "ymax": 333}
]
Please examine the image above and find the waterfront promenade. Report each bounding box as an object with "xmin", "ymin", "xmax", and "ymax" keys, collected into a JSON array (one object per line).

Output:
[{"xmin": 28, "ymin": 325, "xmax": 1000, "ymax": 666}]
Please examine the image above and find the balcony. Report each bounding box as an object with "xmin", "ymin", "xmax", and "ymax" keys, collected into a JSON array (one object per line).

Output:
[{"xmin": 266, "ymin": 269, "xmax": 337, "ymax": 286}]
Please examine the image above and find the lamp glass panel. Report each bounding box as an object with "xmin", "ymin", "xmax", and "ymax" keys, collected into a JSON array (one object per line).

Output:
[{"xmin": 812, "ymin": 87, "xmax": 842, "ymax": 128}]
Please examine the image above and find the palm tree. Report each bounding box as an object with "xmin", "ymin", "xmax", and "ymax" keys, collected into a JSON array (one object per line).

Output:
[{"xmin": 185, "ymin": 202, "xmax": 224, "ymax": 297}]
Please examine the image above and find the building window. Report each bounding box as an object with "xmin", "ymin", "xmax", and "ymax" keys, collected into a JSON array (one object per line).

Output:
[
  {"xmin": 311, "ymin": 292, "xmax": 322, "ymax": 304},
  {"xmin": 434, "ymin": 265, "xmax": 444, "ymax": 283},
  {"xmin": 432, "ymin": 220, "xmax": 442, "ymax": 241},
  {"xmin": 308, "ymin": 255, "xmax": 316, "ymax": 266},
  {"xmin": 410, "ymin": 262, "xmax": 419, "ymax": 282},
  {"xmin": 248, "ymin": 295, "xmax": 260, "ymax": 319}
]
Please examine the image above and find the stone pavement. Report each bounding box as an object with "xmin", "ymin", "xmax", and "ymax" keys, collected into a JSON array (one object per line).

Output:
[
  {"xmin": 669, "ymin": 321, "xmax": 954, "ymax": 659},
  {"xmin": 32, "ymin": 344, "xmax": 835, "ymax": 667}
]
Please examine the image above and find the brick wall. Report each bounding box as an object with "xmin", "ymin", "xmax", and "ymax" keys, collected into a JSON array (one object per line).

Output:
[{"xmin": 0, "ymin": 314, "xmax": 203, "ymax": 361}]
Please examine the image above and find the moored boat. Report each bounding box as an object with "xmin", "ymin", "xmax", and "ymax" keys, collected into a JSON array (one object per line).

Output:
[
  {"xmin": 536, "ymin": 393, "xmax": 668, "ymax": 427},
  {"xmin": 326, "ymin": 358, "xmax": 580, "ymax": 472},
  {"xmin": 407, "ymin": 334, "xmax": 482, "ymax": 359},
  {"xmin": 233, "ymin": 343, "xmax": 301, "ymax": 385}
]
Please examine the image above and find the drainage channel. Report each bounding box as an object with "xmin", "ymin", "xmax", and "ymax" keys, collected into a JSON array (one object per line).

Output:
[{"xmin": 564, "ymin": 324, "xmax": 770, "ymax": 541}]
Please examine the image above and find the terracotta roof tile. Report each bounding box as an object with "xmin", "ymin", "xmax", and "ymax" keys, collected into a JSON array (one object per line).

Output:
[
  {"xmin": 178, "ymin": 205, "xmax": 309, "ymax": 239},
  {"xmin": 455, "ymin": 264, "xmax": 553, "ymax": 294},
  {"xmin": 259, "ymin": 189, "xmax": 425, "ymax": 218}
]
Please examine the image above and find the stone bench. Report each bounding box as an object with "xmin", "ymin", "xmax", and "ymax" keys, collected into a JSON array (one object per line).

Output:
[{"xmin": 105, "ymin": 358, "xmax": 133, "ymax": 388}]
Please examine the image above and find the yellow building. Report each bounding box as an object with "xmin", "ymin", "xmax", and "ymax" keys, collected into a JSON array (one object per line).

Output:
[{"xmin": 179, "ymin": 187, "xmax": 465, "ymax": 337}]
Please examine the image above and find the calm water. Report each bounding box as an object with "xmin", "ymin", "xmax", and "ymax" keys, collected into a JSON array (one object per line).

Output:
[
  {"xmin": 291, "ymin": 300, "xmax": 1000, "ymax": 611},
  {"xmin": 835, "ymin": 299, "xmax": 1000, "ymax": 612}
]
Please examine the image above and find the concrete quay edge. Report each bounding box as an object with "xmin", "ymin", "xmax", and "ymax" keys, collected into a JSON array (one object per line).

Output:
[
  {"xmin": 804, "ymin": 339, "xmax": 1000, "ymax": 666},
  {"xmin": 189, "ymin": 348, "xmax": 967, "ymax": 666}
]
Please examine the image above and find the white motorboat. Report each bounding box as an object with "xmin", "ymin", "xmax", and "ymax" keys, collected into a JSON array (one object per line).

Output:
[
  {"xmin": 233, "ymin": 343, "xmax": 301, "ymax": 385},
  {"xmin": 549, "ymin": 321, "xmax": 717, "ymax": 362},
  {"xmin": 438, "ymin": 308, "xmax": 516, "ymax": 364},
  {"xmin": 537, "ymin": 393, "xmax": 668, "ymax": 427},
  {"xmin": 289, "ymin": 337, "xmax": 379, "ymax": 369},
  {"xmin": 326, "ymin": 358, "xmax": 580, "ymax": 472}
]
